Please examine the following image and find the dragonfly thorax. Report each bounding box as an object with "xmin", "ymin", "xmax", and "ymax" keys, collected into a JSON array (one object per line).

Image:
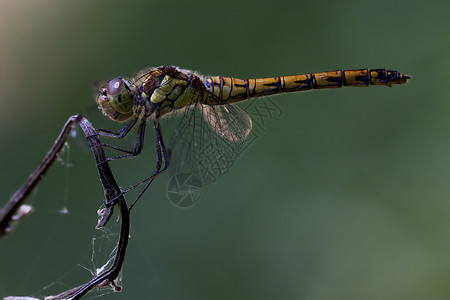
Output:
[{"xmin": 144, "ymin": 74, "xmax": 204, "ymax": 117}]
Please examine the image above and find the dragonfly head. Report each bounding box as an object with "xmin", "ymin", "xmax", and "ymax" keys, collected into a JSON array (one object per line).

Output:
[{"xmin": 97, "ymin": 78, "xmax": 134, "ymax": 122}]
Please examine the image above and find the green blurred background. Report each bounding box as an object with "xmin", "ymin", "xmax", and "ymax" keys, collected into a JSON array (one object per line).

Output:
[{"xmin": 1, "ymin": 0, "xmax": 449, "ymax": 299}]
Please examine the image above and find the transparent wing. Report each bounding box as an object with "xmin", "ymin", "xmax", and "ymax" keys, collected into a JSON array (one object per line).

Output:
[
  {"xmin": 201, "ymin": 104, "xmax": 252, "ymax": 142},
  {"xmin": 167, "ymin": 102, "xmax": 252, "ymax": 191}
]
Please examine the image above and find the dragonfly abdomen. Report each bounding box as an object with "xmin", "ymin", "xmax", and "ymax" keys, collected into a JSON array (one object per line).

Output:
[{"xmin": 205, "ymin": 69, "xmax": 410, "ymax": 104}]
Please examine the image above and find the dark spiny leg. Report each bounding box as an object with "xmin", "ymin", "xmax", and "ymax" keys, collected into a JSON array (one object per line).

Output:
[
  {"xmin": 128, "ymin": 118, "xmax": 169, "ymax": 209},
  {"xmin": 104, "ymin": 117, "xmax": 169, "ymax": 208},
  {"xmin": 104, "ymin": 117, "xmax": 169, "ymax": 209},
  {"xmin": 98, "ymin": 118, "xmax": 139, "ymax": 155},
  {"xmin": 98, "ymin": 118, "xmax": 138, "ymax": 138},
  {"xmin": 155, "ymin": 123, "xmax": 163, "ymax": 170},
  {"xmin": 98, "ymin": 120, "xmax": 146, "ymax": 164}
]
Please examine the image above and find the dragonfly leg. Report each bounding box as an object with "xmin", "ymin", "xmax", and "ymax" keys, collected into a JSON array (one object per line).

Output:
[
  {"xmin": 128, "ymin": 118, "xmax": 169, "ymax": 209},
  {"xmin": 154, "ymin": 122, "xmax": 163, "ymax": 171},
  {"xmin": 97, "ymin": 118, "xmax": 138, "ymax": 139},
  {"xmin": 97, "ymin": 120, "xmax": 146, "ymax": 164},
  {"xmin": 98, "ymin": 118, "xmax": 141, "ymax": 155},
  {"xmin": 105, "ymin": 117, "xmax": 169, "ymax": 209}
]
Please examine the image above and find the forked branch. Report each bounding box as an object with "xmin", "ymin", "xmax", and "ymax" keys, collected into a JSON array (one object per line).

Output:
[{"xmin": 1, "ymin": 115, "xmax": 130, "ymax": 300}]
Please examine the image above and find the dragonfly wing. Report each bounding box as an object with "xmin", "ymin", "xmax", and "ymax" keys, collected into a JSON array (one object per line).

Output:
[
  {"xmin": 201, "ymin": 104, "xmax": 252, "ymax": 142},
  {"xmin": 167, "ymin": 102, "xmax": 252, "ymax": 191}
]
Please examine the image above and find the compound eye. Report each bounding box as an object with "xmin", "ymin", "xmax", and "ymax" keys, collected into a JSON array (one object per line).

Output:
[{"xmin": 106, "ymin": 78, "xmax": 125, "ymax": 95}]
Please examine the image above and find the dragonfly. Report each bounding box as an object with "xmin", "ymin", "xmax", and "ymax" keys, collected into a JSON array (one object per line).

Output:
[{"xmin": 95, "ymin": 66, "xmax": 410, "ymax": 208}]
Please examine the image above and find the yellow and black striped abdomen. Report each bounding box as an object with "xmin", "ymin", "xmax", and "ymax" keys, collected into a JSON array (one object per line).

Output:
[{"xmin": 205, "ymin": 69, "xmax": 410, "ymax": 105}]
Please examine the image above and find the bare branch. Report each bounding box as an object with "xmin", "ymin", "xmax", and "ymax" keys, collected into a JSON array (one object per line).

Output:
[
  {"xmin": 45, "ymin": 117, "xmax": 129, "ymax": 300},
  {"xmin": 2, "ymin": 115, "xmax": 130, "ymax": 300},
  {"xmin": 0, "ymin": 114, "xmax": 83, "ymax": 237}
]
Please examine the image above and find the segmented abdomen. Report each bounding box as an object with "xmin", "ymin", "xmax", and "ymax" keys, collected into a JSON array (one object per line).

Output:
[{"xmin": 204, "ymin": 69, "xmax": 410, "ymax": 104}]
